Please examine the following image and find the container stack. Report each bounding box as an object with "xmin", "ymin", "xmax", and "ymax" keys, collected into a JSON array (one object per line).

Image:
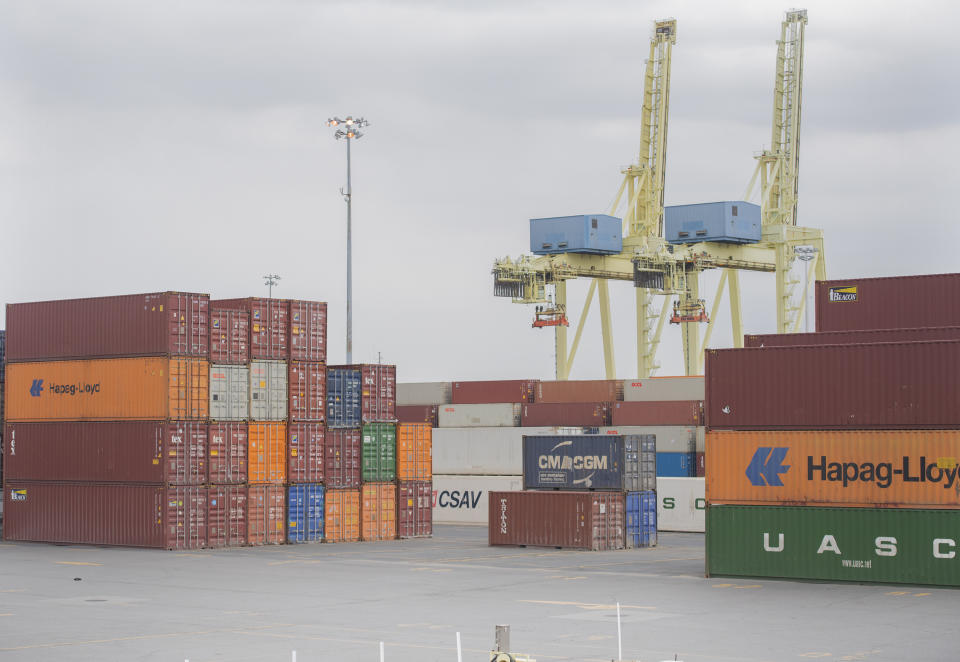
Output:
[{"xmin": 705, "ymin": 272, "xmax": 960, "ymax": 587}]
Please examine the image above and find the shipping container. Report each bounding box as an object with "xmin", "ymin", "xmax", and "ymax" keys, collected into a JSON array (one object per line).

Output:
[
  {"xmin": 623, "ymin": 377, "xmax": 704, "ymax": 402},
  {"xmin": 207, "ymin": 485, "xmax": 247, "ymax": 548},
  {"xmin": 287, "ymin": 483, "xmax": 324, "ymax": 543},
  {"xmin": 432, "ymin": 426, "xmax": 557, "ymax": 476},
  {"xmin": 536, "ymin": 379, "xmax": 623, "ymax": 403},
  {"xmin": 397, "ymin": 382, "xmax": 452, "ymax": 406},
  {"xmin": 611, "ymin": 401, "xmax": 703, "ymax": 426},
  {"xmin": 249, "ymin": 360, "xmax": 287, "ymax": 421},
  {"xmin": 209, "ymin": 364, "xmax": 249, "ymax": 421},
  {"xmin": 597, "ymin": 425, "xmax": 698, "ymax": 454},
  {"xmin": 396, "ymin": 405, "xmax": 439, "ymax": 427},
  {"xmin": 5, "ymin": 357, "xmax": 209, "ymax": 421},
  {"xmin": 438, "ymin": 403, "xmax": 521, "ymax": 428},
  {"xmin": 522, "ymin": 434, "xmax": 655, "ymax": 491},
  {"xmin": 287, "ymin": 422, "xmax": 324, "ymax": 484},
  {"xmin": 696, "ymin": 451, "xmax": 705, "ymax": 477},
  {"xmin": 432, "ymin": 475, "xmax": 523, "ymax": 525},
  {"xmin": 626, "ymin": 491, "xmax": 657, "ymax": 548},
  {"xmin": 247, "ymin": 484, "xmax": 285, "ymax": 545},
  {"xmin": 209, "ymin": 308, "xmax": 249, "ymax": 364},
  {"xmin": 489, "ymin": 491, "xmax": 625, "ymax": 551},
  {"xmin": 336, "ymin": 364, "xmax": 396, "ymax": 423},
  {"xmin": 325, "ymin": 488, "xmax": 360, "ymax": 542},
  {"xmin": 361, "ymin": 482, "xmax": 396, "ymax": 541},
  {"xmin": 248, "ymin": 422, "xmax": 286, "ymax": 484},
  {"xmin": 212, "ymin": 298, "xmax": 288, "ymax": 360},
  {"xmin": 529, "ymin": 214, "xmax": 623, "ymax": 255},
  {"xmin": 397, "ymin": 422, "xmax": 432, "ymax": 481},
  {"xmin": 361, "ymin": 422, "xmax": 396, "ymax": 482},
  {"xmin": 744, "ymin": 326, "xmax": 960, "ymax": 348},
  {"xmin": 815, "ymin": 273, "xmax": 960, "ymax": 333},
  {"xmin": 706, "ymin": 505, "xmax": 960, "ymax": 586},
  {"xmin": 326, "ymin": 368, "xmax": 361, "ymax": 428},
  {"xmin": 5, "ymin": 292, "xmax": 209, "ymax": 362},
  {"xmin": 657, "ymin": 452, "xmax": 695, "ymax": 477},
  {"xmin": 2, "ymin": 482, "xmax": 207, "ymax": 549},
  {"xmin": 398, "ymin": 481, "xmax": 432, "ymax": 538},
  {"xmin": 287, "ymin": 300, "xmax": 327, "ymax": 363},
  {"xmin": 288, "ymin": 361, "xmax": 325, "ymax": 422},
  {"xmin": 521, "ymin": 402, "xmax": 611, "ymax": 427},
  {"xmin": 657, "ymin": 477, "xmax": 705, "ymax": 532},
  {"xmin": 325, "ymin": 429, "xmax": 361, "ymax": 488},
  {"xmin": 706, "ymin": 429, "xmax": 960, "ymax": 508},
  {"xmin": 3, "ymin": 421, "xmax": 206, "ymax": 484},
  {"xmin": 451, "ymin": 380, "xmax": 537, "ymax": 404},
  {"xmin": 208, "ymin": 422, "xmax": 248, "ymax": 484},
  {"xmin": 705, "ymin": 341, "xmax": 960, "ymax": 430}
]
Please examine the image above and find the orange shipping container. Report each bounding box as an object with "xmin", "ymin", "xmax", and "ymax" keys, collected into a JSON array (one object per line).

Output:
[
  {"xmin": 707, "ymin": 429, "xmax": 960, "ymax": 509},
  {"xmin": 248, "ymin": 422, "xmax": 287, "ymax": 484},
  {"xmin": 5, "ymin": 358, "xmax": 208, "ymax": 421},
  {"xmin": 247, "ymin": 484, "xmax": 285, "ymax": 545},
  {"xmin": 325, "ymin": 488, "xmax": 360, "ymax": 542},
  {"xmin": 361, "ymin": 483, "xmax": 397, "ymax": 541},
  {"xmin": 397, "ymin": 422, "xmax": 432, "ymax": 481}
]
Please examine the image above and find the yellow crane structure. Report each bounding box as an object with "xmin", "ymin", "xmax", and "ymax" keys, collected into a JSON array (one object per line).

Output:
[{"xmin": 491, "ymin": 10, "xmax": 825, "ymax": 378}]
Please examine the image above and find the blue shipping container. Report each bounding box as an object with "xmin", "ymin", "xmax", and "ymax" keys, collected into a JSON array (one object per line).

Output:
[
  {"xmin": 327, "ymin": 368, "xmax": 362, "ymax": 428},
  {"xmin": 626, "ymin": 491, "xmax": 657, "ymax": 548},
  {"xmin": 522, "ymin": 434, "xmax": 655, "ymax": 491},
  {"xmin": 530, "ymin": 215, "xmax": 623, "ymax": 255},
  {"xmin": 665, "ymin": 201, "xmax": 761, "ymax": 245},
  {"xmin": 656, "ymin": 451, "xmax": 695, "ymax": 477},
  {"xmin": 287, "ymin": 484, "xmax": 324, "ymax": 543}
]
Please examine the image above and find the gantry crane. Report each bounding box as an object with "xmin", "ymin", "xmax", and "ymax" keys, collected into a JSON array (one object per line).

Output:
[{"xmin": 492, "ymin": 10, "xmax": 824, "ymax": 378}]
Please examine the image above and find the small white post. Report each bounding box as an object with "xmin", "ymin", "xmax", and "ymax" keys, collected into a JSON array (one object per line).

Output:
[
  {"xmin": 380, "ymin": 641, "xmax": 385, "ymax": 662},
  {"xmin": 292, "ymin": 651, "xmax": 296, "ymax": 662},
  {"xmin": 456, "ymin": 631, "xmax": 463, "ymax": 662},
  {"xmin": 617, "ymin": 601, "xmax": 623, "ymax": 661}
]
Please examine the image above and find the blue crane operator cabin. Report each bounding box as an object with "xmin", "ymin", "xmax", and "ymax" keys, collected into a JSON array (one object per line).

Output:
[{"xmin": 530, "ymin": 215, "xmax": 623, "ymax": 255}]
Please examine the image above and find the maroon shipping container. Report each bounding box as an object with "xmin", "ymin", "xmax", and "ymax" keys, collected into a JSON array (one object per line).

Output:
[
  {"xmin": 324, "ymin": 428, "xmax": 361, "ymax": 488},
  {"xmin": 247, "ymin": 484, "xmax": 285, "ymax": 545},
  {"xmin": 209, "ymin": 308, "xmax": 249, "ymax": 364},
  {"xmin": 289, "ymin": 361, "xmax": 326, "ymax": 422},
  {"xmin": 611, "ymin": 401, "xmax": 703, "ymax": 426},
  {"xmin": 521, "ymin": 402, "xmax": 611, "ymax": 427},
  {"xmin": 288, "ymin": 300, "xmax": 327, "ymax": 363},
  {"xmin": 396, "ymin": 405, "xmax": 439, "ymax": 427},
  {"xmin": 536, "ymin": 380, "xmax": 623, "ymax": 403},
  {"xmin": 451, "ymin": 379, "xmax": 538, "ymax": 404},
  {"xmin": 2, "ymin": 482, "xmax": 207, "ymax": 549},
  {"xmin": 397, "ymin": 481, "xmax": 432, "ymax": 538},
  {"xmin": 212, "ymin": 298, "xmax": 288, "ymax": 360},
  {"xmin": 744, "ymin": 326, "xmax": 960, "ymax": 348},
  {"xmin": 336, "ymin": 363, "xmax": 397, "ymax": 422},
  {"xmin": 208, "ymin": 422, "xmax": 247, "ymax": 484},
  {"xmin": 705, "ymin": 341, "xmax": 960, "ymax": 430},
  {"xmin": 5, "ymin": 292, "xmax": 209, "ymax": 362},
  {"xmin": 815, "ymin": 273, "xmax": 960, "ymax": 332},
  {"xmin": 695, "ymin": 451, "xmax": 704, "ymax": 477},
  {"xmin": 288, "ymin": 422, "xmax": 324, "ymax": 484},
  {"xmin": 3, "ymin": 421, "xmax": 206, "ymax": 484},
  {"xmin": 206, "ymin": 485, "xmax": 247, "ymax": 548},
  {"xmin": 488, "ymin": 491, "xmax": 624, "ymax": 551}
]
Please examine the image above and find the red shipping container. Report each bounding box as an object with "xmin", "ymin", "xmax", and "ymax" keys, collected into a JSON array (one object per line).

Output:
[
  {"xmin": 247, "ymin": 484, "xmax": 285, "ymax": 545},
  {"xmin": 212, "ymin": 298, "xmax": 288, "ymax": 360},
  {"xmin": 209, "ymin": 308, "xmax": 249, "ymax": 364},
  {"xmin": 705, "ymin": 341, "xmax": 960, "ymax": 430},
  {"xmin": 288, "ymin": 300, "xmax": 327, "ymax": 363},
  {"xmin": 324, "ymin": 428, "xmax": 361, "ymax": 488},
  {"xmin": 744, "ymin": 326, "xmax": 960, "ymax": 348},
  {"xmin": 289, "ymin": 361, "xmax": 326, "ymax": 422},
  {"xmin": 206, "ymin": 485, "xmax": 247, "ymax": 548},
  {"xmin": 208, "ymin": 422, "xmax": 248, "ymax": 484},
  {"xmin": 397, "ymin": 481, "xmax": 432, "ymax": 538},
  {"xmin": 3, "ymin": 421, "xmax": 207, "ymax": 485},
  {"xmin": 396, "ymin": 405, "xmax": 439, "ymax": 427},
  {"xmin": 452, "ymin": 379, "xmax": 537, "ymax": 404},
  {"xmin": 288, "ymin": 422, "xmax": 324, "ymax": 484},
  {"xmin": 335, "ymin": 363, "xmax": 397, "ymax": 422},
  {"xmin": 521, "ymin": 402, "xmax": 611, "ymax": 427},
  {"xmin": 816, "ymin": 273, "xmax": 960, "ymax": 332},
  {"xmin": 696, "ymin": 451, "xmax": 705, "ymax": 477},
  {"xmin": 488, "ymin": 491, "xmax": 624, "ymax": 551},
  {"xmin": 611, "ymin": 401, "xmax": 703, "ymax": 426},
  {"xmin": 536, "ymin": 380, "xmax": 623, "ymax": 403},
  {"xmin": 5, "ymin": 292, "xmax": 209, "ymax": 362},
  {"xmin": 2, "ymin": 482, "xmax": 207, "ymax": 549}
]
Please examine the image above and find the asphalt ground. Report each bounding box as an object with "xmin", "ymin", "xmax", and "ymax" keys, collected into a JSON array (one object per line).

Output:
[{"xmin": 0, "ymin": 525, "xmax": 955, "ymax": 661}]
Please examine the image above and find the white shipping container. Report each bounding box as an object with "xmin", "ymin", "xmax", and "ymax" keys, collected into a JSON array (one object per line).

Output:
[
  {"xmin": 597, "ymin": 426, "xmax": 700, "ymax": 453},
  {"xmin": 657, "ymin": 477, "xmax": 705, "ymax": 532},
  {"xmin": 438, "ymin": 403, "xmax": 521, "ymax": 428},
  {"xmin": 210, "ymin": 364, "xmax": 249, "ymax": 420},
  {"xmin": 397, "ymin": 382, "xmax": 453, "ymax": 406},
  {"xmin": 250, "ymin": 360, "xmax": 287, "ymax": 421},
  {"xmin": 432, "ymin": 426, "xmax": 556, "ymax": 475},
  {"xmin": 432, "ymin": 474, "xmax": 523, "ymax": 524},
  {"xmin": 623, "ymin": 377, "xmax": 704, "ymax": 402}
]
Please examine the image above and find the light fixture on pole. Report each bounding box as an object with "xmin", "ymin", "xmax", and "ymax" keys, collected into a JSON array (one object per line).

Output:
[
  {"xmin": 263, "ymin": 274, "xmax": 281, "ymax": 298},
  {"xmin": 328, "ymin": 115, "xmax": 369, "ymax": 364},
  {"xmin": 794, "ymin": 246, "xmax": 817, "ymax": 332}
]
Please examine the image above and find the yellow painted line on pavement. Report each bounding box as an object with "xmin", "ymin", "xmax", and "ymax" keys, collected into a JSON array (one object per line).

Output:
[
  {"xmin": 0, "ymin": 614, "xmax": 14, "ymax": 617},
  {"xmin": 55, "ymin": 562, "xmax": 103, "ymax": 567},
  {"xmin": 0, "ymin": 624, "xmax": 287, "ymax": 652}
]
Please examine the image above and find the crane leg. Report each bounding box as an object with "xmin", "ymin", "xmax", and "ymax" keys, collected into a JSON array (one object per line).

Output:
[
  {"xmin": 698, "ymin": 270, "xmax": 728, "ymax": 373},
  {"xmin": 637, "ymin": 288, "xmax": 652, "ymax": 378},
  {"xmin": 554, "ymin": 280, "xmax": 569, "ymax": 380},
  {"xmin": 598, "ymin": 279, "xmax": 616, "ymax": 379},
  {"xmin": 728, "ymin": 269, "xmax": 743, "ymax": 347},
  {"xmin": 564, "ymin": 279, "xmax": 598, "ymax": 380}
]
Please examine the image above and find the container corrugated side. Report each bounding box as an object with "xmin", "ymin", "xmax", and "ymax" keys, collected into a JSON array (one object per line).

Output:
[
  {"xmin": 249, "ymin": 360, "xmax": 287, "ymax": 421},
  {"xmin": 207, "ymin": 485, "xmax": 247, "ymax": 547},
  {"xmin": 598, "ymin": 425, "xmax": 698, "ymax": 453},
  {"xmin": 325, "ymin": 429, "xmax": 361, "ymax": 488},
  {"xmin": 438, "ymin": 403, "xmax": 520, "ymax": 428},
  {"xmin": 397, "ymin": 422, "xmax": 431, "ymax": 481},
  {"xmin": 398, "ymin": 481, "xmax": 432, "ymax": 538},
  {"xmin": 209, "ymin": 364, "xmax": 248, "ymax": 421},
  {"xmin": 288, "ymin": 361, "xmax": 325, "ymax": 422},
  {"xmin": 536, "ymin": 379, "xmax": 623, "ymax": 403},
  {"xmin": 451, "ymin": 380, "xmax": 537, "ymax": 404},
  {"xmin": 706, "ymin": 504, "xmax": 960, "ymax": 586},
  {"xmin": 522, "ymin": 434, "xmax": 655, "ymax": 491},
  {"xmin": 488, "ymin": 491, "xmax": 624, "ymax": 551},
  {"xmin": 361, "ymin": 422, "xmax": 397, "ymax": 482},
  {"xmin": 361, "ymin": 482, "xmax": 396, "ymax": 541},
  {"xmin": 432, "ymin": 426, "xmax": 557, "ymax": 475},
  {"xmin": 657, "ymin": 477, "xmax": 705, "ymax": 532},
  {"xmin": 212, "ymin": 298, "xmax": 288, "ymax": 360},
  {"xmin": 246, "ymin": 484, "xmax": 285, "ymax": 545},
  {"xmin": 248, "ymin": 422, "xmax": 286, "ymax": 484},
  {"xmin": 657, "ymin": 452, "xmax": 695, "ymax": 477},
  {"xmin": 336, "ymin": 363, "xmax": 396, "ymax": 422},
  {"xmin": 209, "ymin": 308, "xmax": 248, "ymax": 364},
  {"xmin": 326, "ymin": 368, "xmax": 361, "ymax": 428},
  {"xmin": 623, "ymin": 376, "xmax": 704, "ymax": 402},
  {"xmin": 287, "ymin": 483, "xmax": 324, "ymax": 543},
  {"xmin": 744, "ymin": 326, "xmax": 960, "ymax": 348},
  {"xmin": 208, "ymin": 422, "xmax": 248, "ymax": 484},
  {"xmin": 397, "ymin": 382, "xmax": 452, "ymax": 406},
  {"xmin": 433, "ymin": 475, "xmax": 522, "ymax": 525},
  {"xmin": 396, "ymin": 405, "xmax": 438, "ymax": 427},
  {"xmin": 287, "ymin": 300, "xmax": 327, "ymax": 363},
  {"xmin": 611, "ymin": 401, "xmax": 703, "ymax": 426},
  {"xmin": 626, "ymin": 491, "xmax": 657, "ymax": 548},
  {"xmin": 325, "ymin": 488, "xmax": 360, "ymax": 542},
  {"xmin": 288, "ymin": 422, "xmax": 324, "ymax": 484},
  {"xmin": 521, "ymin": 402, "xmax": 611, "ymax": 427}
]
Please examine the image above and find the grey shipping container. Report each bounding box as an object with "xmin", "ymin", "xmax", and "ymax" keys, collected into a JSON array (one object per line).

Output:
[
  {"xmin": 623, "ymin": 377, "xmax": 704, "ymax": 402},
  {"xmin": 438, "ymin": 403, "xmax": 521, "ymax": 428},
  {"xmin": 598, "ymin": 426, "xmax": 699, "ymax": 453},
  {"xmin": 522, "ymin": 434, "xmax": 655, "ymax": 491},
  {"xmin": 397, "ymin": 382, "xmax": 452, "ymax": 406},
  {"xmin": 250, "ymin": 360, "xmax": 287, "ymax": 421},
  {"xmin": 210, "ymin": 364, "xmax": 249, "ymax": 421}
]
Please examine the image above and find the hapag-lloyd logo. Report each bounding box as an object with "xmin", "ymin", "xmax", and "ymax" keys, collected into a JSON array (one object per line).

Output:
[{"xmin": 30, "ymin": 380, "xmax": 102, "ymax": 396}]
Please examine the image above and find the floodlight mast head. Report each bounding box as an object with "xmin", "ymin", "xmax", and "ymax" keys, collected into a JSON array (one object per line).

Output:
[{"xmin": 327, "ymin": 116, "xmax": 369, "ymax": 140}]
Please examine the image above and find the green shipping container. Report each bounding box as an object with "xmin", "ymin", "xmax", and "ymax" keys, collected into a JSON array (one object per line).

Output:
[
  {"xmin": 707, "ymin": 505, "xmax": 960, "ymax": 587},
  {"xmin": 362, "ymin": 423, "xmax": 397, "ymax": 482}
]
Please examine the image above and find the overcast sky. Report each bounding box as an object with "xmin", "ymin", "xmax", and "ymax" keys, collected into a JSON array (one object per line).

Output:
[{"xmin": 2, "ymin": 0, "xmax": 958, "ymax": 380}]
